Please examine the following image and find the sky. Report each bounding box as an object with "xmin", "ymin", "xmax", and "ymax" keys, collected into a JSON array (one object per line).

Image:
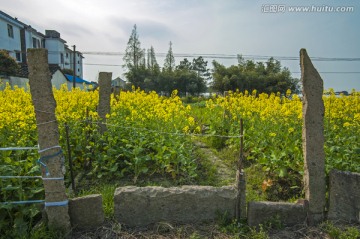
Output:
[{"xmin": 1, "ymin": 0, "xmax": 360, "ymax": 91}]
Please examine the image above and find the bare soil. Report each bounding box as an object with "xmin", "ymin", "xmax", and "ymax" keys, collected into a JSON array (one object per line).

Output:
[{"xmin": 70, "ymin": 220, "xmax": 360, "ymax": 239}]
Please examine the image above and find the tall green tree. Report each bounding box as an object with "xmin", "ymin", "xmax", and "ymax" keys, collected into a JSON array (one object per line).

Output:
[
  {"xmin": 164, "ymin": 41, "xmax": 175, "ymax": 72},
  {"xmin": 123, "ymin": 24, "xmax": 145, "ymax": 70},
  {"xmin": 123, "ymin": 24, "xmax": 146, "ymax": 88},
  {"xmin": 147, "ymin": 46, "xmax": 160, "ymax": 73},
  {"xmin": 144, "ymin": 46, "xmax": 160, "ymax": 91}
]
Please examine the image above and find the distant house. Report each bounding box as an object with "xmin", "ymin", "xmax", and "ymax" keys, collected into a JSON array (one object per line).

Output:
[
  {"xmin": 0, "ymin": 10, "xmax": 84, "ymax": 78},
  {"xmin": 112, "ymin": 77, "xmax": 127, "ymax": 89}
]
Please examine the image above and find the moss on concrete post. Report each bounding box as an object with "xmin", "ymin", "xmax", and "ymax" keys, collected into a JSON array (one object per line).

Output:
[
  {"xmin": 27, "ymin": 49, "xmax": 71, "ymax": 233},
  {"xmin": 97, "ymin": 72, "xmax": 112, "ymax": 134},
  {"xmin": 300, "ymin": 49, "xmax": 326, "ymax": 226}
]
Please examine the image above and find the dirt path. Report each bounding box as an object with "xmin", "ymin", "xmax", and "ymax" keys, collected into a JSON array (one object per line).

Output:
[{"xmin": 194, "ymin": 141, "xmax": 235, "ymax": 185}]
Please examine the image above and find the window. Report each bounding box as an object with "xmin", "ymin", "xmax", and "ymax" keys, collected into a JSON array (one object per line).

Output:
[
  {"xmin": 78, "ymin": 68, "xmax": 80, "ymax": 72},
  {"xmin": 32, "ymin": 37, "xmax": 37, "ymax": 48},
  {"xmin": 60, "ymin": 53, "xmax": 64, "ymax": 64},
  {"xmin": 7, "ymin": 24, "xmax": 14, "ymax": 38},
  {"xmin": 77, "ymin": 60, "xmax": 80, "ymax": 64},
  {"xmin": 32, "ymin": 38, "xmax": 41, "ymax": 48},
  {"xmin": 15, "ymin": 52, "xmax": 21, "ymax": 62},
  {"xmin": 66, "ymin": 53, "xmax": 69, "ymax": 58}
]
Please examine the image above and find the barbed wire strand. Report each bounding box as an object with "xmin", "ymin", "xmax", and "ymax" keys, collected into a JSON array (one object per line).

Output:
[
  {"xmin": 0, "ymin": 147, "xmax": 38, "ymax": 151},
  {"xmin": 88, "ymin": 120, "xmax": 243, "ymax": 139}
]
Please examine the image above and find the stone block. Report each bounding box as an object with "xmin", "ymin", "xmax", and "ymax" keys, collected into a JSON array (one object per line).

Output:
[
  {"xmin": 247, "ymin": 201, "xmax": 307, "ymax": 227},
  {"xmin": 114, "ymin": 186, "xmax": 236, "ymax": 226},
  {"xmin": 328, "ymin": 170, "xmax": 360, "ymax": 222},
  {"xmin": 69, "ymin": 194, "xmax": 104, "ymax": 229}
]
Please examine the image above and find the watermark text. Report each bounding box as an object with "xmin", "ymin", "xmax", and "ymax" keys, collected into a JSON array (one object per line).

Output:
[{"xmin": 261, "ymin": 5, "xmax": 354, "ymax": 13}]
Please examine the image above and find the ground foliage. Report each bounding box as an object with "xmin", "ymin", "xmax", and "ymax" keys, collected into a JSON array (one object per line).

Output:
[{"xmin": 0, "ymin": 84, "xmax": 359, "ymax": 238}]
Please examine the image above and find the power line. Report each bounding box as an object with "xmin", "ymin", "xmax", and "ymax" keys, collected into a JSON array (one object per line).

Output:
[
  {"xmin": 83, "ymin": 63, "xmax": 360, "ymax": 74},
  {"xmin": 9, "ymin": 50, "xmax": 360, "ymax": 62},
  {"xmin": 291, "ymin": 72, "xmax": 360, "ymax": 74},
  {"xmin": 81, "ymin": 51, "xmax": 360, "ymax": 62},
  {"xmin": 85, "ymin": 63, "xmax": 122, "ymax": 66}
]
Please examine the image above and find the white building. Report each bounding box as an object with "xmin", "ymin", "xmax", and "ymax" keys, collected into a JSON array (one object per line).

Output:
[
  {"xmin": 0, "ymin": 10, "xmax": 23, "ymax": 62},
  {"xmin": 0, "ymin": 10, "xmax": 84, "ymax": 78},
  {"xmin": 20, "ymin": 25, "xmax": 45, "ymax": 63},
  {"xmin": 73, "ymin": 50, "xmax": 84, "ymax": 78}
]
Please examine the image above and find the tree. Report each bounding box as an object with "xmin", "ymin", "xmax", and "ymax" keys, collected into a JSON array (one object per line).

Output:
[
  {"xmin": 123, "ymin": 25, "xmax": 147, "ymax": 88},
  {"xmin": 123, "ymin": 24, "xmax": 145, "ymax": 70},
  {"xmin": 192, "ymin": 56, "xmax": 211, "ymax": 80},
  {"xmin": 211, "ymin": 57, "xmax": 300, "ymax": 94},
  {"xmin": 173, "ymin": 57, "xmax": 208, "ymax": 96},
  {"xmin": 144, "ymin": 46, "xmax": 160, "ymax": 91},
  {"xmin": 147, "ymin": 46, "xmax": 159, "ymax": 72},
  {"xmin": 176, "ymin": 58, "xmax": 192, "ymax": 71},
  {"xmin": 164, "ymin": 41, "xmax": 175, "ymax": 72},
  {"xmin": 174, "ymin": 59, "xmax": 193, "ymax": 95},
  {"xmin": 0, "ymin": 50, "xmax": 19, "ymax": 76}
]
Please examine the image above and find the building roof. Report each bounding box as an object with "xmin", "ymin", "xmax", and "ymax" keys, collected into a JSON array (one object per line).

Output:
[
  {"xmin": 0, "ymin": 10, "xmax": 44, "ymax": 38},
  {"xmin": 0, "ymin": 10, "xmax": 23, "ymax": 28},
  {"xmin": 64, "ymin": 74, "xmax": 93, "ymax": 85},
  {"xmin": 16, "ymin": 63, "xmax": 61, "ymax": 78}
]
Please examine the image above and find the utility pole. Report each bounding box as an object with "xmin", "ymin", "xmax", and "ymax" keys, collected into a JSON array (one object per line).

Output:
[{"xmin": 72, "ymin": 45, "xmax": 76, "ymax": 89}]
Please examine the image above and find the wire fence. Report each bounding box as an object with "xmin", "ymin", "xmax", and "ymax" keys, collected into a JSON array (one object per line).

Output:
[
  {"xmin": 0, "ymin": 115, "xmax": 242, "ymax": 206},
  {"xmin": 0, "ymin": 145, "xmax": 65, "ymax": 205}
]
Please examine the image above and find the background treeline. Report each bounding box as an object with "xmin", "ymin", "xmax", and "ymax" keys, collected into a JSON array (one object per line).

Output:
[{"xmin": 122, "ymin": 25, "xmax": 300, "ymax": 95}]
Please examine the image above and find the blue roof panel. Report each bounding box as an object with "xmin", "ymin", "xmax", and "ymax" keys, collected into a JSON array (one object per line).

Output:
[{"xmin": 64, "ymin": 74, "xmax": 92, "ymax": 85}]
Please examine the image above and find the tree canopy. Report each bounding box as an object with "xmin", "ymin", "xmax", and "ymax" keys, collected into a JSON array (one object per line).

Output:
[
  {"xmin": 0, "ymin": 50, "xmax": 19, "ymax": 76},
  {"xmin": 122, "ymin": 25, "xmax": 299, "ymax": 96},
  {"xmin": 211, "ymin": 56, "xmax": 300, "ymax": 95}
]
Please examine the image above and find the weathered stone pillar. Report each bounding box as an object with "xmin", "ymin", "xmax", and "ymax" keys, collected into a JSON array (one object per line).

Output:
[
  {"xmin": 300, "ymin": 48, "xmax": 326, "ymax": 225},
  {"xmin": 97, "ymin": 72, "xmax": 112, "ymax": 134},
  {"xmin": 28, "ymin": 49, "xmax": 71, "ymax": 232}
]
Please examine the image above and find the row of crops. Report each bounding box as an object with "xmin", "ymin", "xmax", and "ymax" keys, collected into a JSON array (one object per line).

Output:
[{"xmin": 0, "ymin": 85, "xmax": 359, "ymax": 237}]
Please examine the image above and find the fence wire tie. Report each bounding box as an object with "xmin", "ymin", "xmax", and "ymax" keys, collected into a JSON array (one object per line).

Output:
[
  {"xmin": 45, "ymin": 200, "xmax": 68, "ymax": 207},
  {"xmin": 37, "ymin": 149, "xmax": 63, "ymax": 176},
  {"xmin": 38, "ymin": 145, "xmax": 61, "ymax": 153},
  {"xmin": 42, "ymin": 177, "xmax": 64, "ymax": 181}
]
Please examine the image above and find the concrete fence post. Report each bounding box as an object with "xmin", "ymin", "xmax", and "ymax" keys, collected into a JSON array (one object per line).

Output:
[
  {"xmin": 97, "ymin": 72, "xmax": 112, "ymax": 134},
  {"xmin": 300, "ymin": 48, "xmax": 326, "ymax": 225},
  {"xmin": 27, "ymin": 49, "xmax": 71, "ymax": 232}
]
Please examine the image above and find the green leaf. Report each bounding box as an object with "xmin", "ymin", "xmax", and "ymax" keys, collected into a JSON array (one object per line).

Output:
[{"xmin": 279, "ymin": 168, "xmax": 287, "ymax": 178}]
